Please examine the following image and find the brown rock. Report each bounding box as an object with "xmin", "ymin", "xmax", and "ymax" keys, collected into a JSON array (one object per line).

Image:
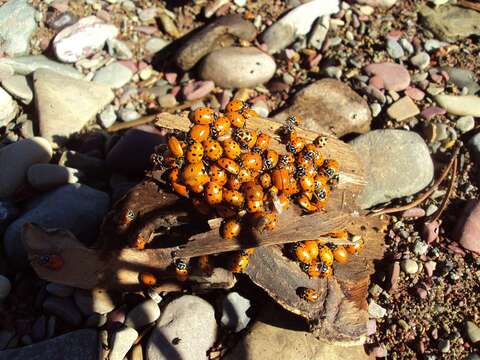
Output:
[
  {"xmin": 175, "ymin": 14, "xmax": 257, "ymax": 71},
  {"xmin": 273, "ymin": 79, "xmax": 371, "ymax": 137},
  {"xmin": 455, "ymin": 200, "xmax": 480, "ymax": 254}
]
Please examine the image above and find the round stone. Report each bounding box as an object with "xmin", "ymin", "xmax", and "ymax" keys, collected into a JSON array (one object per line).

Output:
[{"xmin": 401, "ymin": 259, "xmax": 419, "ymax": 274}]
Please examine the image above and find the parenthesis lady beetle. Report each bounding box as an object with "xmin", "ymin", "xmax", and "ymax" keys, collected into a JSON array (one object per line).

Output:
[
  {"xmin": 139, "ymin": 272, "xmax": 157, "ymax": 286},
  {"xmin": 185, "ymin": 141, "xmax": 204, "ymax": 164},
  {"xmin": 167, "ymin": 136, "xmax": 185, "ymax": 158},
  {"xmin": 204, "ymin": 182, "xmax": 223, "ymax": 205},
  {"xmin": 191, "ymin": 107, "xmax": 216, "ymax": 125},
  {"xmin": 297, "ymin": 287, "xmax": 320, "ymax": 302},
  {"xmin": 210, "ymin": 115, "xmax": 231, "ymax": 138},
  {"xmin": 175, "ymin": 258, "xmax": 189, "ymax": 281},
  {"xmin": 346, "ymin": 238, "xmax": 364, "ymax": 255},
  {"xmin": 222, "ymin": 139, "xmax": 242, "ymax": 160},
  {"xmin": 38, "ymin": 254, "xmax": 64, "ymax": 270},
  {"xmin": 225, "ymin": 99, "xmax": 245, "ymax": 113}
]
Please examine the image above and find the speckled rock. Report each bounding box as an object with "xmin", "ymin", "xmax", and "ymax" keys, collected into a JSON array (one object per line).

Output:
[
  {"xmin": 350, "ymin": 130, "xmax": 434, "ymax": 209},
  {"xmin": 364, "ymin": 62, "xmax": 411, "ymax": 91},
  {"xmin": 199, "ymin": 47, "xmax": 276, "ymax": 89},
  {"xmin": 0, "ymin": 0, "xmax": 37, "ymax": 57},
  {"xmin": 273, "ymin": 79, "xmax": 371, "ymax": 136}
]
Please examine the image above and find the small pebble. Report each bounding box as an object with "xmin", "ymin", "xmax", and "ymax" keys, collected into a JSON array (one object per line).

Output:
[
  {"xmin": 98, "ymin": 104, "xmax": 117, "ymax": 128},
  {"xmin": 401, "ymin": 259, "xmax": 419, "ymax": 274},
  {"xmin": 158, "ymin": 94, "xmax": 177, "ymax": 108},
  {"xmin": 456, "ymin": 116, "xmax": 475, "ymax": 134},
  {"xmin": 0, "ymin": 275, "xmax": 11, "ymax": 300},
  {"xmin": 438, "ymin": 338, "xmax": 450, "ymax": 353},
  {"xmin": 368, "ymin": 300, "xmax": 387, "ymax": 318},
  {"xmin": 426, "ymin": 204, "xmax": 439, "ymax": 216},
  {"xmin": 400, "ymin": 38, "xmax": 414, "ymax": 55},
  {"xmin": 413, "ymin": 240, "xmax": 429, "ymax": 256},
  {"xmin": 465, "ymin": 321, "xmax": 480, "ymax": 343},
  {"xmin": 410, "ymin": 52, "xmax": 430, "ymax": 70},
  {"xmin": 386, "ymin": 39, "xmax": 404, "ymax": 59},
  {"xmin": 370, "ymin": 103, "xmax": 382, "ymax": 117},
  {"xmin": 251, "ymin": 101, "xmax": 269, "ymax": 118},
  {"xmin": 118, "ymin": 108, "xmax": 141, "ymax": 122}
]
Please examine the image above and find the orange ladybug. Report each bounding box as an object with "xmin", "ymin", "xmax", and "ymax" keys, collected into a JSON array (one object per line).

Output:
[
  {"xmin": 287, "ymin": 115, "xmax": 302, "ymax": 127},
  {"xmin": 225, "ymin": 99, "xmax": 245, "ymax": 113},
  {"xmin": 327, "ymin": 230, "xmax": 349, "ymax": 240},
  {"xmin": 209, "ymin": 165, "xmax": 228, "ymax": 186},
  {"xmin": 223, "ymin": 189, "xmax": 245, "ymax": 207},
  {"xmin": 300, "ymin": 262, "xmax": 321, "ymax": 278},
  {"xmin": 297, "ymin": 287, "xmax": 320, "ymax": 302},
  {"xmin": 222, "ymin": 139, "xmax": 242, "ymax": 160},
  {"xmin": 131, "ymin": 233, "xmax": 147, "ymax": 250},
  {"xmin": 259, "ymin": 173, "xmax": 272, "ymax": 189},
  {"xmin": 240, "ymin": 248, "xmax": 256, "ymax": 256},
  {"xmin": 292, "ymin": 242, "xmax": 314, "ymax": 264},
  {"xmin": 303, "ymin": 240, "xmax": 319, "ymax": 259},
  {"xmin": 323, "ymin": 159, "xmax": 340, "ymax": 180},
  {"xmin": 246, "ymin": 199, "xmax": 264, "ymax": 213},
  {"xmin": 315, "ymin": 136, "xmax": 328, "ymax": 148},
  {"xmin": 175, "ymin": 259, "xmax": 189, "ymax": 281},
  {"xmin": 139, "ymin": 272, "xmax": 157, "ymax": 286},
  {"xmin": 217, "ymin": 158, "xmax": 240, "ymax": 175},
  {"xmin": 230, "ymin": 253, "xmax": 249, "ymax": 273},
  {"xmin": 346, "ymin": 239, "xmax": 364, "ymax": 255},
  {"xmin": 222, "ymin": 218, "xmax": 242, "ymax": 240},
  {"xmin": 168, "ymin": 168, "xmax": 180, "ymax": 184},
  {"xmin": 191, "ymin": 107, "xmax": 215, "ymax": 125},
  {"xmin": 38, "ymin": 254, "xmax": 64, "ymax": 270},
  {"xmin": 264, "ymin": 150, "xmax": 279, "ymax": 170},
  {"xmin": 204, "ymin": 182, "xmax": 223, "ymax": 205},
  {"xmin": 185, "ymin": 141, "xmax": 204, "ymax": 164},
  {"xmin": 189, "ymin": 124, "xmax": 210, "ymax": 142},
  {"xmin": 167, "ymin": 136, "xmax": 184, "ymax": 158},
  {"xmin": 241, "ymin": 108, "xmax": 258, "ymax": 119},
  {"xmin": 287, "ymin": 137, "xmax": 305, "ymax": 154},
  {"xmin": 189, "ymin": 183, "xmax": 205, "ymax": 194},
  {"xmin": 271, "ymin": 168, "xmax": 290, "ymax": 191},
  {"xmin": 255, "ymin": 133, "xmax": 270, "ymax": 151},
  {"xmin": 243, "ymin": 182, "xmax": 264, "ymax": 201},
  {"xmin": 234, "ymin": 129, "xmax": 257, "ymax": 149},
  {"xmin": 226, "ymin": 176, "xmax": 242, "ymax": 190},
  {"xmin": 297, "ymin": 194, "xmax": 319, "ymax": 213},
  {"xmin": 172, "ymin": 182, "xmax": 189, "ymax": 198},
  {"xmin": 226, "ymin": 111, "xmax": 246, "ymax": 128},
  {"xmin": 333, "ymin": 245, "xmax": 349, "ymax": 264},
  {"xmin": 299, "ymin": 175, "xmax": 315, "ymax": 193},
  {"xmin": 120, "ymin": 208, "xmax": 136, "ymax": 225},
  {"xmin": 238, "ymin": 168, "xmax": 253, "ymax": 183},
  {"xmin": 320, "ymin": 263, "xmax": 333, "ymax": 278},
  {"xmin": 202, "ymin": 139, "xmax": 223, "ymax": 161},
  {"xmin": 182, "ymin": 163, "xmax": 209, "ymax": 187},
  {"xmin": 252, "ymin": 211, "xmax": 278, "ymax": 232},
  {"xmin": 318, "ymin": 245, "xmax": 334, "ymax": 266},
  {"xmin": 211, "ymin": 115, "xmax": 231, "ymax": 137},
  {"xmin": 240, "ymin": 152, "xmax": 263, "ymax": 171}
]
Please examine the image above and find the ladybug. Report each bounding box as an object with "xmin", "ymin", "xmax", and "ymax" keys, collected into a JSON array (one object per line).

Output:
[
  {"xmin": 198, "ymin": 255, "xmax": 214, "ymax": 276},
  {"xmin": 323, "ymin": 159, "xmax": 340, "ymax": 180},
  {"xmin": 333, "ymin": 245, "xmax": 349, "ymax": 264},
  {"xmin": 185, "ymin": 141, "xmax": 204, "ymax": 164},
  {"xmin": 225, "ymin": 99, "xmax": 245, "ymax": 113},
  {"xmin": 217, "ymin": 157, "xmax": 240, "ymax": 175},
  {"xmin": 243, "ymin": 182, "xmax": 263, "ymax": 200},
  {"xmin": 172, "ymin": 182, "xmax": 189, "ymax": 198},
  {"xmin": 314, "ymin": 184, "xmax": 330, "ymax": 209},
  {"xmin": 202, "ymin": 139, "xmax": 223, "ymax": 161},
  {"xmin": 221, "ymin": 218, "xmax": 242, "ymax": 240},
  {"xmin": 191, "ymin": 107, "xmax": 215, "ymax": 125},
  {"xmin": 209, "ymin": 164, "xmax": 228, "ymax": 186},
  {"xmin": 271, "ymin": 168, "xmax": 290, "ymax": 191},
  {"xmin": 162, "ymin": 151, "xmax": 182, "ymax": 169},
  {"xmin": 252, "ymin": 211, "xmax": 278, "ymax": 231},
  {"xmin": 192, "ymin": 197, "xmax": 211, "ymax": 215},
  {"xmin": 139, "ymin": 272, "xmax": 157, "ymax": 286},
  {"xmin": 211, "ymin": 115, "xmax": 231, "ymax": 137},
  {"xmin": 264, "ymin": 150, "xmax": 279, "ymax": 170},
  {"xmin": 238, "ymin": 129, "xmax": 258, "ymax": 149},
  {"xmin": 167, "ymin": 136, "xmax": 184, "ymax": 158},
  {"xmin": 327, "ymin": 230, "xmax": 349, "ymax": 240},
  {"xmin": 189, "ymin": 124, "xmax": 210, "ymax": 142},
  {"xmin": 287, "ymin": 137, "xmax": 305, "ymax": 154},
  {"xmin": 320, "ymin": 263, "xmax": 333, "ymax": 278},
  {"xmin": 297, "ymin": 194, "xmax": 319, "ymax": 213},
  {"xmin": 216, "ymin": 204, "xmax": 237, "ymax": 218},
  {"xmin": 226, "ymin": 111, "xmax": 246, "ymax": 128},
  {"xmin": 168, "ymin": 168, "xmax": 180, "ymax": 184},
  {"xmin": 315, "ymin": 136, "xmax": 328, "ymax": 148},
  {"xmin": 222, "ymin": 139, "xmax": 242, "ymax": 160},
  {"xmin": 230, "ymin": 253, "xmax": 249, "ymax": 273},
  {"xmin": 246, "ymin": 199, "xmax": 263, "ymax": 213},
  {"xmin": 276, "ymin": 193, "xmax": 290, "ymax": 210},
  {"xmin": 346, "ymin": 239, "xmax": 364, "ymax": 255},
  {"xmin": 241, "ymin": 248, "xmax": 256, "ymax": 256},
  {"xmin": 241, "ymin": 108, "xmax": 258, "ymax": 119},
  {"xmin": 305, "ymin": 144, "xmax": 324, "ymax": 167},
  {"xmin": 223, "ymin": 189, "xmax": 245, "ymax": 207},
  {"xmin": 175, "ymin": 259, "xmax": 189, "ymax": 281},
  {"xmin": 318, "ymin": 245, "xmax": 334, "ymax": 266},
  {"xmin": 300, "ymin": 262, "xmax": 321, "ymax": 278},
  {"xmin": 238, "ymin": 168, "xmax": 253, "ymax": 183},
  {"xmin": 120, "ymin": 208, "xmax": 136, "ymax": 225},
  {"xmin": 255, "ymin": 133, "xmax": 270, "ymax": 151},
  {"xmin": 189, "ymin": 183, "xmax": 205, "ymax": 194},
  {"xmin": 131, "ymin": 233, "xmax": 146, "ymax": 250},
  {"xmin": 303, "ymin": 240, "xmax": 319, "ymax": 260},
  {"xmin": 314, "ymin": 174, "xmax": 329, "ymax": 191},
  {"xmin": 292, "ymin": 242, "xmax": 314, "ymax": 264},
  {"xmin": 38, "ymin": 254, "xmax": 64, "ymax": 270},
  {"xmin": 296, "ymin": 153, "xmax": 313, "ymax": 168},
  {"xmin": 297, "ymin": 287, "xmax": 320, "ymax": 302},
  {"xmin": 204, "ymin": 182, "xmax": 223, "ymax": 205},
  {"xmin": 287, "ymin": 115, "xmax": 302, "ymax": 127},
  {"xmin": 299, "ymin": 175, "xmax": 315, "ymax": 193},
  {"xmin": 226, "ymin": 176, "xmax": 242, "ymax": 190},
  {"xmin": 182, "ymin": 163, "xmax": 209, "ymax": 187},
  {"xmin": 259, "ymin": 173, "xmax": 272, "ymax": 189},
  {"xmin": 240, "ymin": 152, "xmax": 263, "ymax": 171}
]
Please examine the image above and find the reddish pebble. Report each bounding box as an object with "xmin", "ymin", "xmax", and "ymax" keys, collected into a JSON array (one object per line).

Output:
[
  {"xmin": 447, "ymin": 243, "xmax": 467, "ymax": 256},
  {"xmin": 96, "ymin": 10, "xmax": 111, "ymax": 22},
  {"xmin": 364, "ymin": 62, "xmax": 411, "ymax": 91},
  {"xmin": 423, "ymin": 221, "xmax": 440, "ymax": 244},
  {"xmin": 424, "ymin": 261, "xmax": 436, "ymax": 277},
  {"xmin": 405, "ymin": 87, "xmax": 425, "ymax": 101},
  {"xmin": 416, "ymin": 287, "xmax": 428, "ymax": 299},
  {"xmin": 403, "ymin": 207, "xmax": 426, "ymax": 218},
  {"xmin": 51, "ymin": 0, "xmax": 69, "ymax": 12},
  {"xmin": 367, "ymin": 319, "xmax": 377, "ymax": 335},
  {"xmin": 118, "ymin": 60, "xmax": 138, "ymax": 73},
  {"xmin": 165, "ymin": 72, "xmax": 177, "ymax": 85},
  {"xmin": 369, "ymin": 75, "xmax": 385, "ymax": 90},
  {"xmin": 183, "ymin": 81, "xmax": 215, "ymax": 101},
  {"xmin": 371, "ymin": 346, "xmax": 388, "ymax": 358},
  {"xmin": 421, "ymin": 106, "xmax": 446, "ymax": 120},
  {"xmin": 430, "ymin": 73, "xmax": 443, "ymax": 83},
  {"xmin": 107, "ymin": 308, "xmax": 126, "ymax": 324},
  {"xmin": 170, "ymin": 85, "xmax": 181, "ymax": 97},
  {"xmin": 388, "ymin": 261, "xmax": 400, "ymax": 293},
  {"xmin": 387, "ymin": 29, "xmax": 403, "ymax": 41},
  {"xmin": 309, "ymin": 53, "xmax": 322, "ymax": 68}
]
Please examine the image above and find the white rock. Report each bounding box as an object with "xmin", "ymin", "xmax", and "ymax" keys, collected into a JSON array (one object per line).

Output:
[
  {"xmin": 0, "ymin": 275, "xmax": 11, "ymax": 300},
  {"xmin": 74, "ymin": 289, "xmax": 116, "ymax": 316},
  {"xmin": 0, "ymin": 137, "xmax": 52, "ymax": 199},
  {"xmin": 125, "ymin": 299, "xmax": 161, "ymax": 329},
  {"xmin": 220, "ymin": 292, "xmax": 251, "ymax": 332},
  {"xmin": 53, "ymin": 16, "xmax": 119, "ymax": 63},
  {"xmin": 0, "ymin": 86, "xmax": 18, "ymax": 126},
  {"xmin": 368, "ymin": 300, "xmax": 387, "ymax": 318},
  {"xmin": 93, "ymin": 62, "xmax": 133, "ymax": 89},
  {"xmin": 109, "ymin": 326, "xmax": 138, "ymax": 360},
  {"xmin": 145, "ymin": 37, "xmax": 170, "ymax": 54},
  {"xmin": 27, "ymin": 164, "xmax": 81, "ymax": 191},
  {"xmin": 2, "ymin": 75, "xmax": 33, "ymax": 105},
  {"xmin": 0, "ymin": 0, "xmax": 37, "ymax": 56},
  {"xmin": 98, "ymin": 104, "xmax": 117, "ymax": 128},
  {"xmin": 434, "ymin": 94, "xmax": 480, "ymax": 117}
]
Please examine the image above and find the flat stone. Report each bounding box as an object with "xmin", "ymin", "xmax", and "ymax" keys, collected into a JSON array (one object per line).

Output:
[
  {"xmin": 387, "ymin": 96, "xmax": 420, "ymax": 121},
  {"xmin": 308, "ymin": 15, "xmax": 330, "ymax": 50},
  {"xmin": 158, "ymin": 94, "xmax": 177, "ymax": 108},
  {"xmin": 350, "ymin": 129, "xmax": 434, "ymax": 209},
  {"xmin": 0, "ymin": 329, "xmax": 98, "ymax": 360},
  {"xmin": 364, "ymin": 62, "xmax": 411, "ymax": 91},
  {"xmin": 176, "ymin": 14, "xmax": 257, "ymax": 71},
  {"xmin": 59, "ymin": 150, "xmax": 106, "ymax": 178},
  {"xmin": 146, "ymin": 295, "xmax": 217, "ymax": 360},
  {"xmin": 107, "ymin": 38, "xmax": 133, "ymax": 60},
  {"xmin": 199, "ymin": 47, "xmax": 276, "ymax": 89},
  {"xmin": 93, "ymin": 62, "xmax": 133, "ymax": 89},
  {"xmin": 465, "ymin": 321, "xmax": 480, "ymax": 343},
  {"xmin": 273, "ymin": 79, "xmax": 371, "ymax": 137},
  {"xmin": 48, "ymin": 11, "xmax": 78, "ymax": 31},
  {"xmin": 441, "ymin": 67, "xmax": 480, "ymax": 95},
  {"xmin": 355, "ymin": 0, "xmax": 397, "ymax": 7},
  {"xmin": 145, "ymin": 37, "xmax": 170, "ymax": 55},
  {"xmin": 455, "ymin": 200, "xmax": 480, "ymax": 254},
  {"xmin": 434, "ymin": 94, "xmax": 480, "ymax": 117},
  {"xmin": 73, "ymin": 289, "xmax": 116, "ymax": 316},
  {"xmin": 110, "ymin": 326, "xmax": 138, "ymax": 360},
  {"xmin": 261, "ymin": 0, "xmax": 339, "ymax": 54},
  {"xmin": 27, "ymin": 164, "xmax": 80, "ymax": 191},
  {"xmin": 125, "ymin": 299, "xmax": 161, "ymax": 329},
  {"xmin": 225, "ymin": 306, "xmax": 370, "ymax": 360},
  {"xmin": 53, "ymin": 16, "xmax": 119, "ymax": 63},
  {"xmin": 0, "ymin": 86, "xmax": 18, "ymax": 126},
  {"xmin": 401, "ymin": 259, "xmax": 419, "ymax": 274},
  {"xmin": 4, "ymin": 184, "xmax": 109, "ymax": 266},
  {"xmin": 0, "ymin": 275, "xmax": 11, "ymax": 300},
  {"xmin": 456, "ymin": 116, "xmax": 475, "ymax": 134},
  {"xmin": 118, "ymin": 108, "xmax": 141, "ymax": 122},
  {"xmin": 33, "ymin": 69, "xmax": 114, "ymax": 146},
  {"xmin": 98, "ymin": 104, "xmax": 117, "ymax": 128},
  {"xmin": 410, "ymin": 52, "xmax": 431, "ymax": 70},
  {"xmin": 386, "ymin": 39, "xmax": 404, "ymax": 59},
  {"xmin": 0, "ymin": 137, "xmax": 52, "ymax": 199},
  {"xmin": 0, "ymin": 64, "xmax": 14, "ymax": 81},
  {"xmin": 368, "ymin": 300, "xmax": 387, "ymax": 318},
  {"xmin": 1, "ymin": 75, "xmax": 33, "ymax": 105},
  {"xmin": 43, "ymin": 297, "xmax": 83, "ymax": 326},
  {"xmin": 0, "ymin": 56, "xmax": 82, "ymax": 79},
  {"xmin": 420, "ymin": 5, "xmax": 480, "ymax": 42},
  {"xmin": 45, "ymin": 283, "xmax": 74, "ymax": 298},
  {"xmin": 220, "ymin": 292, "xmax": 251, "ymax": 332},
  {"xmin": 0, "ymin": 0, "xmax": 37, "ymax": 56}
]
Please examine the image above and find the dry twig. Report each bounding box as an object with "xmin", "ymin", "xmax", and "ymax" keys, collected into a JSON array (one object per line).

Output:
[{"xmin": 429, "ymin": 157, "xmax": 457, "ymax": 224}]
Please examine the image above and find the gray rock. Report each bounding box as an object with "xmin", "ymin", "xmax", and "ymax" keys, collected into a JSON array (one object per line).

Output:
[
  {"xmin": 368, "ymin": 300, "xmax": 387, "ymax": 318},
  {"xmin": 107, "ymin": 38, "xmax": 133, "ymax": 60},
  {"xmin": 176, "ymin": 14, "xmax": 257, "ymax": 71},
  {"xmin": 0, "ymin": 64, "xmax": 14, "ymax": 81},
  {"xmin": 85, "ymin": 313, "xmax": 107, "ymax": 328},
  {"xmin": 420, "ymin": 5, "xmax": 480, "ymax": 42},
  {"xmin": 158, "ymin": 94, "xmax": 177, "ymax": 108},
  {"xmin": 413, "ymin": 241, "xmax": 429, "ymax": 256},
  {"xmin": 386, "ymin": 39, "xmax": 404, "ymax": 59},
  {"xmin": 33, "ymin": 69, "xmax": 114, "ymax": 146},
  {"xmin": 399, "ymin": 38, "xmax": 414, "ymax": 55},
  {"xmin": 93, "ymin": 62, "xmax": 133, "ymax": 89},
  {"xmin": 47, "ymin": 11, "xmax": 78, "ymax": 31},
  {"xmin": 45, "ymin": 283, "xmax": 74, "ymax": 298},
  {"xmin": 323, "ymin": 66, "xmax": 342, "ymax": 79},
  {"xmin": 410, "ymin": 52, "xmax": 430, "ymax": 70},
  {"xmin": 0, "ymin": 56, "xmax": 82, "ymax": 79},
  {"xmin": 145, "ymin": 37, "xmax": 170, "ymax": 55},
  {"xmin": 434, "ymin": 94, "xmax": 480, "ymax": 117},
  {"xmin": 0, "ymin": 275, "xmax": 11, "ymax": 300},
  {"xmin": 0, "ymin": 331, "xmax": 15, "ymax": 350},
  {"xmin": 438, "ymin": 338, "xmax": 450, "ymax": 353},
  {"xmin": 308, "ymin": 15, "xmax": 330, "ymax": 50},
  {"xmin": 98, "ymin": 104, "xmax": 117, "ymax": 128},
  {"xmin": 59, "ymin": 150, "xmax": 106, "ymax": 178},
  {"xmin": 199, "ymin": 47, "xmax": 276, "ymax": 89},
  {"xmin": 350, "ymin": 130, "xmax": 434, "ymax": 209},
  {"xmin": 0, "ymin": 0, "xmax": 37, "ymax": 56},
  {"xmin": 456, "ymin": 116, "xmax": 475, "ymax": 134},
  {"xmin": 109, "ymin": 326, "xmax": 138, "ymax": 360},
  {"xmin": 0, "ymin": 86, "xmax": 18, "ymax": 126},
  {"xmin": 43, "ymin": 297, "xmax": 83, "ymax": 326},
  {"xmin": 1, "ymin": 75, "xmax": 33, "ymax": 105},
  {"xmin": 261, "ymin": 0, "xmax": 339, "ymax": 54},
  {"xmin": 118, "ymin": 108, "xmax": 141, "ymax": 122},
  {"xmin": 441, "ymin": 67, "xmax": 480, "ymax": 95},
  {"xmin": 401, "ymin": 259, "xmax": 419, "ymax": 274},
  {"xmin": 424, "ymin": 39, "xmax": 447, "ymax": 52},
  {"xmin": 220, "ymin": 292, "xmax": 251, "ymax": 332},
  {"xmin": 4, "ymin": 184, "xmax": 109, "ymax": 265},
  {"xmin": 125, "ymin": 299, "xmax": 161, "ymax": 329},
  {"xmin": 146, "ymin": 295, "xmax": 217, "ymax": 360},
  {"xmin": 74, "ymin": 289, "xmax": 115, "ymax": 316},
  {"xmin": 465, "ymin": 321, "xmax": 480, "ymax": 343},
  {"xmin": 273, "ymin": 79, "xmax": 371, "ymax": 137},
  {"xmin": 0, "ymin": 137, "xmax": 52, "ymax": 199},
  {"xmin": 27, "ymin": 164, "xmax": 80, "ymax": 191}
]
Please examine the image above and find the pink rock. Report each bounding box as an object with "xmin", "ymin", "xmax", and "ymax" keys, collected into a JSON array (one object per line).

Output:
[
  {"xmin": 250, "ymin": 95, "xmax": 267, "ymax": 104},
  {"xmin": 423, "ymin": 221, "xmax": 440, "ymax": 244},
  {"xmin": 309, "ymin": 53, "xmax": 322, "ymax": 68},
  {"xmin": 118, "ymin": 60, "xmax": 138, "ymax": 73},
  {"xmin": 138, "ymin": 61, "xmax": 149, "ymax": 71},
  {"xmin": 364, "ymin": 62, "xmax": 411, "ymax": 91},
  {"xmin": 441, "ymin": 70, "xmax": 449, "ymax": 82},
  {"xmin": 455, "ymin": 201, "xmax": 480, "ymax": 253},
  {"xmin": 424, "ymin": 261, "xmax": 436, "ymax": 277},
  {"xmin": 388, "ymin": 261, "xmax": 400, "ymax": 293},
  {"xmin": 387, "ymin": 29, "xmax": 403, "ymax": 41},
  {"xmin": 430, "ymin": 73, "xmax": 443, "ymax": 83},
  {"xmin": 421, "ymin": 106, "xmax": 446, "ymax": 120},
  {"xmin": 358, "ymin": 15, "xmax": 369, "ymax": 21},
  {"xmin": 220, "ymin": 90, "xmax": 233, "ymax": 110},
  {"xmin": 416, "ymin": 287, "xmax": 428, "ymax": 299},
  {"xmin": 165, "ymin": 72, "xmax": 177, "ymax": 85},
  {"xmin": 367, "ymin": 319, "xmax": 377, "ymax": 335},
  {"xmin": 107, "ymin": 308, "xmax": 126, "ymax": 324},
  {"xmin": 448, "ymin": 243, "xmax": 467, "ymax": 256},
  {"xmin": 371, "ymin": 345, "xmax": 388, "ymax": 358},
  {"xmin": 96, "ymin": 10, "xmax": 111, "ymax": 22},
  {"xmin": 285, "ymin": 49, "xmax": 296, "ymax": 60},
  {"xmin": 405, "ymin": 87, "xmax": 425, "ymax": 101},
  {"xmin": 402, "ymin": 207, "xmax": 426, "ymax": 218},
  {"xmin": 369, "ymin": 75, "xmax": 385, "ymax": 90},
  {"xmin": 184, "ymin": 81, "xmax": 215, "ymax": 101},
  {"xmin": 51, "ymin": 0, "xmax": 69, "ymax": 12},
  {"xmin": 170, "ymin": 86, "xmax": 181, "ymax": 97},
  {"xmin": 135, "ymin": 26, "xmax": 158, "ymax": 35},
  {"xmin": 431, "ymin": 328, "xmax": 438, "ymax": 339}
]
